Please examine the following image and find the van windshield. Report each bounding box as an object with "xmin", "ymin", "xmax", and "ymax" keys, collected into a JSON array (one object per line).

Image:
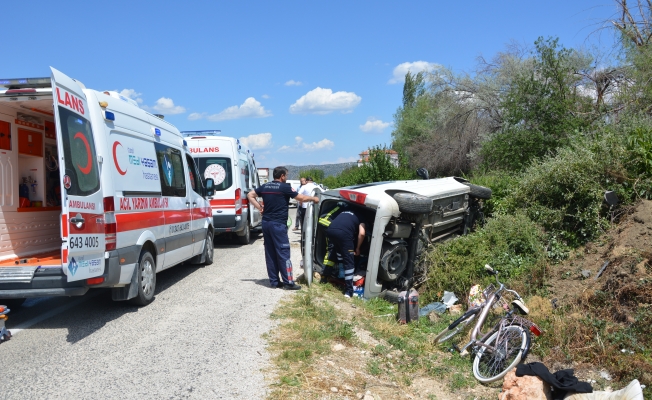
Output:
[{"xmin": 196, "ymin": 157, "xmax": 232, "ymax": 191}]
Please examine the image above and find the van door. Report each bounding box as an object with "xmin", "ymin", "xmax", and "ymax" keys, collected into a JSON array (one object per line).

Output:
[
  {"xmin": 301, "ymin": 186, "xmax": 322, "ymax": 286},
  {"xmin": 51, "ymin": 67, "xmax": 105, "ymax": 282},
  {"xmin": 248, "ymin": 161, "xmax": 262, "ymax": 227},
  {"xmin": 186, "ymin": 154, "xmax": 208, "ymax": 255}
]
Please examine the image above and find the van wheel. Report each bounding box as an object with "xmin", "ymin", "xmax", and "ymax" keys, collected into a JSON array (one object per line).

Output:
[
  {"xmin": 237, "ymin": 224, "xmax": 250, "ymax": 245},
  {"xmin": 382, "ymin": 290, "xmax": 400, "ymax": 304},
  {"xmin": 453, "ymin": 178, "xmax": 492, "ymax": 199},
  {"xmin": 203, "ymin": 231, "xmax": 214, "ymax": 265},
  {"xmin": 130, "ymin": 250, "xmax": 156, "ymax": 306},
  {"xmin": 393, "ymin": 193, "xmax": 433, "ymax": 214}
]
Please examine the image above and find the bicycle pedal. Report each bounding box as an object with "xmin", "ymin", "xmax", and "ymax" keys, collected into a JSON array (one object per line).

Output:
[{"xmin": 460, "ymin": 349, "xmax": 469, "ymax": 357}]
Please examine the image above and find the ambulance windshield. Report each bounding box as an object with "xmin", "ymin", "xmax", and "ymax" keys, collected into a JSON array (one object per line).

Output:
[
  {"xmin": 196, "ymin": 157, "xmax": 232, "ymax": 191},
  {"xmin": 58, "ymin": 106, "xmax": 100, "ymax": 196}
]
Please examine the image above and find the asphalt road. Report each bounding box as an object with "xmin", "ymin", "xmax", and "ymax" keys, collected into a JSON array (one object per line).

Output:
[{"xmin": 1, "ymin": 208, "xmax": 305, "ymax": 399}]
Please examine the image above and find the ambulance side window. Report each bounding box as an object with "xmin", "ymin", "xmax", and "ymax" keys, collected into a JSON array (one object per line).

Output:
[
  {"xmin": 154, "ymin": 143, "xmax": 186, "ymax": 197},
  {"xmin": 240, "ymin": 160, "xmax": 251, "ymax": 191},
  {"xmin": 185, "ymin": 155, "xmax": 202, "ymax": 193}
]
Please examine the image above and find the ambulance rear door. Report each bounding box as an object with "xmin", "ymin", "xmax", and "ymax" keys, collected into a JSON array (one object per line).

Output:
[{"xmin": 51, "ymin": 67, "xmax": 105, "ymax": 282}]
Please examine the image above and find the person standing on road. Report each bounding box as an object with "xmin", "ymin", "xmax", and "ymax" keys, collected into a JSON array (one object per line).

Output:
[
  {"xmin": 247, "ymin": 167, "xmax": 319, "ymax": 290},
  {"xmin": 324, "ymin": 210, "xmax": 366, "ymax": 298},
  {"xmin": 295, "ymin": 177, "xmax": 316, "ymax": 232},
  {"xmin": 293, "ymin": 177, "xmax": 307, "ymax": 231}
]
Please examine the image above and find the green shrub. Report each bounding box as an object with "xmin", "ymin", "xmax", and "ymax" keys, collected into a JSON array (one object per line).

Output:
[
  {"xmin": 420, "ymin": 213, "xmax": 546, "ymax": 304},
  {"xmin": 500, "ymin": 139, "xmax": 622, "ymax": 248},
  {"xmin": 462, "ymin": 171, "xmax": 519, "ymax": 217}
]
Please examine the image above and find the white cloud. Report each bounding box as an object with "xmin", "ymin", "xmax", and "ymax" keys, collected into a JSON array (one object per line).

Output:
[
  {"xmin": 278, "ymin": 136, "xmax": 334, "ymax": 152},
  {"xmin": 261, "ymin": 94, "xmax": 270, "ymax": 99},
  {"xmin": 359, "ymin": 117, "xmax": 391, "ymax": 133},
  {"xmin": 150, "ymin": 97, "xmax": 186, "ymax": 115},
  {"xmin": 189, "ymin": 97, "xmax": 271, "ymax": 121},
  {"xmin": 285, "ymin": 80, "xmax": 303, "ymax": 86},
  {"xmin": 388, "ymin": 61, "xmax": 439, "ymax": 84},
  {"xmin": 239, "ymin": 133, "xmax": 273, "ymax": 150},
  {"xmin": 118, "ymin": 89, "xmax": 143, "ymax": 104},
  {"xmin": 289, "ymin": 87, "xmax": 361, "ymax": 115}
]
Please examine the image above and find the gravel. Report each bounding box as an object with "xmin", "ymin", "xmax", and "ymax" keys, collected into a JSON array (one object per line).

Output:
[{"xmin": 1, "ymin": 209, "xmax": 305, "ymax": 399}]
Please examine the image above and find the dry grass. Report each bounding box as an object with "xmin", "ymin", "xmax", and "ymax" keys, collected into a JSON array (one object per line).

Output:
[{"xmin": 265, "ymin": 283, "xmax": 500, "ymax": 400}]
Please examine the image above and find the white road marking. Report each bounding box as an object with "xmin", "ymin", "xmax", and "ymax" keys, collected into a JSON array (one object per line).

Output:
[{"xmin": 10, "ymin": 291, "xmax": 102, "ymax": 335}]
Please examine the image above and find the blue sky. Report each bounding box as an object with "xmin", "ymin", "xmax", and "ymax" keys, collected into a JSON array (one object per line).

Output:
[{"xmin": 3, "ymin": 1, "xmax": 619, "ymax": 168}]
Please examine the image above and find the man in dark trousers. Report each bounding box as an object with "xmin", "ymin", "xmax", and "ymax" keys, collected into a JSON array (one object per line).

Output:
[
  {"xmin": 325, "ymin": 210, "xmax": 366, "ymax": 297},
  {"xmin": 247, "ymin": 166, "xmax": 319, "ymax": 290}
]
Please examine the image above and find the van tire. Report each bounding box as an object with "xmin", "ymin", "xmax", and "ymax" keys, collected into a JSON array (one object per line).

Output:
[
  {"xmin": 393, "ymin": 193, "xmax": 433, "ymax": 214},
  {"xmin": 453, "ymin": 178, "xmax": 492, "ymax": 199},
  {"xmin": 129, "ymin": 250, "xmax": 156, "ymax": 306},
  {"xmin": 237, "ymin": 224, "xmax": 250, "ymax": 245},
  {"xmin": 382, "ymin": 290, "xmax": 400, "ymax": 304},
  {"xmin": 203, "ymin": 231, "xmax": 214, "ymax": 265}
]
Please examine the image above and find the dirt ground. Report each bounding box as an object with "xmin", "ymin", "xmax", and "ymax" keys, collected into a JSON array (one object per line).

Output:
[{"xmin": 547, "ymin": 200, "xmax": 652, "ymax": 305}]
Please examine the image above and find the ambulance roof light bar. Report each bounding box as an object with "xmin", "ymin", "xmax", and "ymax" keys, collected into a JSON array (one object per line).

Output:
[
  {"xmin": 181, "ymin": 130, "xmax": 221, "ymax": 137},
  {"xmin": 0, "ymin": 77, "xmax": 51, "ymax": 89}
]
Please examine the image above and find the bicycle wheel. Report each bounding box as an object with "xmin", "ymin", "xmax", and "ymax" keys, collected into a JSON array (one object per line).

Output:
[
  {"xmin": 472, "ymin": 325, "xmax": 529, "ymax": 383},
  {"xmin": 433, "ymin": 312, "xmax": 477, "ymax": 344}
]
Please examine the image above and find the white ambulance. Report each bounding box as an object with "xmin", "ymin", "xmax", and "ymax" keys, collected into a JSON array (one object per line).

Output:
[
  {"xmin": 183, "ymin": 132, "xmax": 261, "ymax": 244},
  {"xmin": 0, "ymin": 68, "xmax": 215, "ymax": 307}
]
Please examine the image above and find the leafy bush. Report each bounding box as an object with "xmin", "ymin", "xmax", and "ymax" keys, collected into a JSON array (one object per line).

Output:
[
  {"xmin": 420, "ymin": 213, "xmax": 546, "ymax": 304},
  {"xmin": 500, "ymin": 135, "xmax": 629, "ymax": 248}
]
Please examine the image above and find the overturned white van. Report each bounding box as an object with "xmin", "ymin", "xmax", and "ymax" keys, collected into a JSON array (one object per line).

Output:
[{"xmin": 301, "ymin": 177, "xmax": 491, "ymax": 300}]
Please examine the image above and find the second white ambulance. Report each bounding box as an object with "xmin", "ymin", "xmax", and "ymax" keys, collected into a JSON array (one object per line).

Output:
[{"xmin": 183, "ymin": 132, "xmax": 261, "ymax": 244}]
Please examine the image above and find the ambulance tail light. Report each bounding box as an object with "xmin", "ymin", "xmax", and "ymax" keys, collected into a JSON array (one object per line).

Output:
[
  {"xmin": 339, "ymin": 190, "xmax": 367, "ymax": 205},
  {"xmin": 235, "ymin": 188, "xmax": 242, "ymax": 215},
  {"xmin": 103, "ymin": 196, "xmax": 117, "ymax": 251}
]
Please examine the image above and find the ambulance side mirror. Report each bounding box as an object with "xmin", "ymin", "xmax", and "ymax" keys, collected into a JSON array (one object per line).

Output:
[{"xmin": 205, "ymin": 178, "xmax": 215, "ymax": 197}]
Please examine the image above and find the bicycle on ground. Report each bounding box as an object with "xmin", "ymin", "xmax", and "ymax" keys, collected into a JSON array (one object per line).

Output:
[{"xmin": 433, "ymin": 264, "xmax": 542, "ymax": 383}]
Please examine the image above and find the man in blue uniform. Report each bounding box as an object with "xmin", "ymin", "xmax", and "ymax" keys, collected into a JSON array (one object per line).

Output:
[
  {"xmin": 247, "ymin": 166, "xmax": 319, "ymax": 290},
  {"xmin": 325, "ymin": 210, "xmax": 366, "ymax": 297}
]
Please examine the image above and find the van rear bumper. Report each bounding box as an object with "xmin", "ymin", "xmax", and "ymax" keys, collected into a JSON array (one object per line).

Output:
[
  {"xmin": 0, "ymin": 254, "xmax": 121, "ymax": 299},
  {"xmin": 213, "ymin": 213, "xmax": 247, "ymax": 234}
]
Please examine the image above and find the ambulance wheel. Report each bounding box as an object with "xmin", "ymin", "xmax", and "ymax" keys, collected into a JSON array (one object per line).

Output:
[
  {"xmin": 203, "ymin": 231, "xmax": 214, "ymax": 265},
  {"xmin": 130, "ymin": 250, "xmax": 156, "ymax": 306},
  {"xmin": 237, "ymin": 224, "xmax": 251, "ymax": 245}
]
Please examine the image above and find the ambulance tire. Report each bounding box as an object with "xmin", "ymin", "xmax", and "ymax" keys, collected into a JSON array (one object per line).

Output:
[
  {"xmin": 203, "ymin": 231, "xmax": 214, "ymax": 265},
  {"xmin": 393, "ymin": 193, "xmax": 433, "ymax": 214},
  {"xmin": 237, "ymin": 224, "xmax": 251, "ymax": 245},
  {"xmin": 130, "ymin": 250, "xmax": 156, "ymax": 306}
]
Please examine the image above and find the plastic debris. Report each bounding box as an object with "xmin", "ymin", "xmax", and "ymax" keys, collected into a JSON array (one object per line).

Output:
[
  {"xmin": 442, "ymin": 291, "xmax": 458, "ymax": 308},
  {"xmin": 419, "ymin": 302, "xmax": 447, "ymax": 317}
]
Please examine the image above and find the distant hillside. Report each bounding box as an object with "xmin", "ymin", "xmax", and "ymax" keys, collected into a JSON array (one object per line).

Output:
[{"xmin": 278, "ymin": 162, "xmax": 357, "ymax": 180}]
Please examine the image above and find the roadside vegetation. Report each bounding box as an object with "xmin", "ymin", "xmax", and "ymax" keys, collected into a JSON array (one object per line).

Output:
[{"xmin": 268, "ymin": 1, "xmax": 652, "ymax": 397}]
